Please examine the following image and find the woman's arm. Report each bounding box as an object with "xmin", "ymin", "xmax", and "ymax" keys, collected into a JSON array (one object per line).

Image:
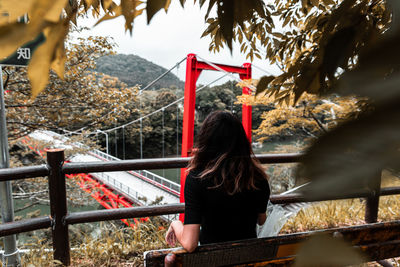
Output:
[
  {"xmin": 257, "ymin": 213, "xmax": 267, "ymax": 225},
  {"xmin": 165, "ymin": 220, "xmax": 200, "ymax": 252}
]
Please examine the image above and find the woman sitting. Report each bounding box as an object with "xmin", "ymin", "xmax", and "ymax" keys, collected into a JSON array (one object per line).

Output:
[{"xmin": 165, "ymin": 111, "xmax": 270, "ymax": 253}]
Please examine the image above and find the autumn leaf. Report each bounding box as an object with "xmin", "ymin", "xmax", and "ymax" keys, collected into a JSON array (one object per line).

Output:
[
  {"xmin": 297, "ymin": 98, "xmax": 400, "ymax": 201},
  {"xmin": 256, "ymin": 75, "xmax": 275, "ymax": 95},
  {"xmin": 95, "ymin": 5, "xmax": 123, "ymax": 26},
  {"xmin": 294, "ymin": 233, "xmax": 365, "ymax": 266},
  {"xmin": 146, "ymin": 0, "xmax": 171, "ymax": 23},
  {"xmin": 0, "ymin": 0, "xmax": 33, "ymax": 25},
  {"xmin": 50, "ymin": 37, "xmax": 66, "ymax": 79},
  {"xmin": 28, "ymin": 21, "xmax": 69, "ymax": 98},
  {"xmin": 43, "ymin": 0, "xmax": 68, "ymax": 23},
  {"xmin": 0, "ymin": 22, "xmax": 44, "ymax": 60}
]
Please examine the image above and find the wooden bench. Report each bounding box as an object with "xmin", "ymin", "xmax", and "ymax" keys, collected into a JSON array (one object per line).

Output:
[{"xmin": 144, "ymin": 220, "xmax": 400, "ymax": 266}]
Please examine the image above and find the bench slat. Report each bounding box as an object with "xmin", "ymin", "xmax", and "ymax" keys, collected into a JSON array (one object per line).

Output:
[{"xmin": 145, "ymin": 220, "xmax": 400, "ymax": 267}]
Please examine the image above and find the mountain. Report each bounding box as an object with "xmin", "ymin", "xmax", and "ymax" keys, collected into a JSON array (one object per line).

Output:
[{"xmin": 95, "ymin": 54, "xmax": 184, "ymax": 90}]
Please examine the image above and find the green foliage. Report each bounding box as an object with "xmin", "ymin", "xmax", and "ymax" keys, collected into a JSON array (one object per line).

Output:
[
  {"xmin": 95, "ymin": 54, "xmax": 184, "ymax": 89},
  {"xmin": 197, "ymin": 81, "xmax": 273, "ymax": 129},
  {"xmin": 102, "ymin": 80, "xmax": 275, "ymax": 159}
]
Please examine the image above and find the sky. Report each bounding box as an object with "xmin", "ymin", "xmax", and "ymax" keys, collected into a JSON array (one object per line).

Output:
[{"xmin": 77, "ymin": 1, "xmax": 281, "ymax": 86}]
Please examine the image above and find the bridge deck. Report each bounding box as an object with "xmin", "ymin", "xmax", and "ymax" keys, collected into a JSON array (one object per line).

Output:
[
  {"xmin": 71, "ymin": 153, "xmax": 179, "ymax": 205},
  {"xmin": 28, "ymin": 130, "xmax": 180, "ymax": 207}
]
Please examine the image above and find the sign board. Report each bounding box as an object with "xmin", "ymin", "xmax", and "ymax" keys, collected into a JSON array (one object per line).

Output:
[{"xmin": 0, "ymin": 32, "xmax": 46, "ymax": 67}]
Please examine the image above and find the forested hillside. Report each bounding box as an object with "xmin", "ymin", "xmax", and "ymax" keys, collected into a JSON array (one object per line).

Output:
[{"xmin": 96, "ymin": 54, "xmax": 184, "ymax": 90}]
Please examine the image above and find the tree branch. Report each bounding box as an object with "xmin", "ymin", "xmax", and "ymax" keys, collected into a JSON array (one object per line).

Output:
[
  {"xmin": 3, "ymin": 70, "xmax": 10, "ymax": 89},
  {"xmin": 308, "ymin": 109, "xmax": 328, "ymax": 134}
]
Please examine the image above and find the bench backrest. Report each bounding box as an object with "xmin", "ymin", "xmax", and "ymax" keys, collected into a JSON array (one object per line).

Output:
[{"xmin": 144, "ymin": 220, "xmax": 400, "ymax": 266}]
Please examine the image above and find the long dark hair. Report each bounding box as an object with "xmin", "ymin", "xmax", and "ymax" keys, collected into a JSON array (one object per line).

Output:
[{"xmin": 187, "ymin": 111, "xmax": 268, "ymax": 195}]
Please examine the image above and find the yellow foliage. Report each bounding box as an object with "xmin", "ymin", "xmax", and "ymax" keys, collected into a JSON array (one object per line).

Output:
[
  {"xmin": 28, "ymin": 20, "xmax": 69, "ymax": 98},
  {"xmin": 238, "ymin": 89, "xmax": 363, "ymax": 142},
  {"xmin": 0, "ymin": 0, "xmax": 33, "ymax": 24}
]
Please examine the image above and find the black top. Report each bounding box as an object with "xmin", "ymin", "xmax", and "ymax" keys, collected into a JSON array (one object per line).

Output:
[{"xmin": 184, "ymin": 170, "xmax": 270, "ymax": 245}]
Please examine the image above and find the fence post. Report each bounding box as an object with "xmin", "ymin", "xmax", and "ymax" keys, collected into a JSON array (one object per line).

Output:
[
  {"xmin": 47, "ymin": 149, "xmax": 70, "ymax": 266},
  {"xmin": 364, "ymin": 170, "xmax": 382, "ymax": 223}
]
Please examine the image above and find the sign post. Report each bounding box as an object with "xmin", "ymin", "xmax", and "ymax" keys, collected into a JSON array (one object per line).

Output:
[
  {"xmin": 0, "ymin": 31, "xmax": 44, "ymax": 267},
  {"xmin": 0, "ymin": 33, "xmax": 45, "ymax": 66},
  {"xmin": 0, "ymin": 66, "xmax": 19, "ymax": 266}
]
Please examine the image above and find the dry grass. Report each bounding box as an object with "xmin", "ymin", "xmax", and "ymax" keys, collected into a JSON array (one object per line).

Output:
[
  {"xmin": 11, "ymin": 219, "xmax": 168, "ymax": 267},
  {"xmin": 282, "ymin": 170, "xmax": 400, "ymax": 233}
]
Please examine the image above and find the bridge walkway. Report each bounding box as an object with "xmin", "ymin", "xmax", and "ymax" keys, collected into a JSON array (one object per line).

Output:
[{"xmin": 28, "ymin": 131, "xmax": 180, "ymax": 207}]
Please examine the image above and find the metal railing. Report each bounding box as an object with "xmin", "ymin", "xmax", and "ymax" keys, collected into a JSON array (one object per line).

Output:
[
  {"xmin": 133, "ymin": 170, "xmax": 180, "ymax": 195},
  {"xmin": 92, "ymin": 172, "xmax": 148, "ymax": 206},
  {"xmin": 36, "ymin": 131, "xmax": 180, "ymax": 196},
  {"xmin": 1, "ymin": 151, "xmax": 400, "ymax": 266},
  {"xmin": 91, "ymin": 172, "xmax": 178, "ymax": 221},
  {"xmin": 88, "ymin": 149, "xmax": 181, "ymax": 196}
]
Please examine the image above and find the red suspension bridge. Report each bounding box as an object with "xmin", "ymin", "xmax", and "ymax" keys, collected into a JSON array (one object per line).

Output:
[{"xmin": 20, "ymin": 54, "xmax": 268, "ymax": 226}]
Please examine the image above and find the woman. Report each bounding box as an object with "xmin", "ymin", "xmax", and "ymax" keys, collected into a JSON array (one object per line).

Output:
[{"xmin": 165, "ymin": 111, "xmax": 270, "ymax": 253}]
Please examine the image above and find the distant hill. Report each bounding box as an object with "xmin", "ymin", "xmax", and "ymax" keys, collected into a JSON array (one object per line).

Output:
[{"xmin": 95, "ymin": 54, "xmax": 184, "ymax": 90}]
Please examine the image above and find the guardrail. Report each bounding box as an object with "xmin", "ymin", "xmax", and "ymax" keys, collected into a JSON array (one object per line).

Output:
[
  {"xmin": 91, "ymin": 171, "xmax": 178, "ymax": 221},
  {"xmin": 1, "ymin": 151, "xmax": 399, "ymax": 266},
  {"xmin": 89, "ymin": 149, "xmax": 181, "ymax": 196},
  {"xmin": 35, "ymin": 131, "xmax": 180, "ymax": 196},
  {"xmin": 92, "ymin": 172, "xmax": 148, "ymax": 206}
]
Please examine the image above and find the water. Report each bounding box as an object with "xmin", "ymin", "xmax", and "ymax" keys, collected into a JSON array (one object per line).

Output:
[
  {"xmin": 14, "ymin": 199, "xmax": 96, "ymax": 219},
  {"xmin": 152, "ymin": 168, "xmax": 181, "ymax": 184},
  {"xmin": 11, "ymin": 197, "xmax": 102, "ymax": 244}
]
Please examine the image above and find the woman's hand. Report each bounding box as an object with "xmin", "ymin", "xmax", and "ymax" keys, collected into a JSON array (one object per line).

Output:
[
  {"xmin": 165, "ymin": 224, "xmax": 177, "ymax": 246},
  {"xmin": 165, "ymin": 220, "xmax": 200, "ymax": 252}
]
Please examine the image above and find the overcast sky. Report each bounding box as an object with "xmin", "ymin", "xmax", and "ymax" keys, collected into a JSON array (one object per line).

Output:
[{"xmin": 78, "ymin": 1, "xmax": 281, "ymax": 86}]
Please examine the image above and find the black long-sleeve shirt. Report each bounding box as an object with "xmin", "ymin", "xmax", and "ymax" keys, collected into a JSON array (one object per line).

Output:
[{"xmin": 184, "ymin": 170, "xmax": 270, "ymax": 245}]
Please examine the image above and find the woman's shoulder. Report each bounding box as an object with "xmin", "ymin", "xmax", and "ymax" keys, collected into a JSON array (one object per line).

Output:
[
  {"xmin": 186, "ymin": 169, "xmax": 206, "ymax": 184},
  {"xmin": 254, "ymin": 176, "xmax": 270, "ymax": 192},
  {"xmin": 187, "ymin": 169, "xmax": 203, "ymax": 180}
]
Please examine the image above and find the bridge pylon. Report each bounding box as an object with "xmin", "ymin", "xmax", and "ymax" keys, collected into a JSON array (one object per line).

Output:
[{"xmin": 180, "ymin": 54, "xmax": 252, "ymax": 221}]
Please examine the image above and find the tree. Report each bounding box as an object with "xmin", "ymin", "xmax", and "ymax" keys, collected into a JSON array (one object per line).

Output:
[
  {"xmin": 205, "ymin": 0, "xmax": 399, "ymax": 200},
  {"xmin": 1, "ymin": 0, "xmax": 399, "ymax": 209},
  {"xmin": 251, "ymin": 93, "xmax": 365, "ymax": 142},
  {"xmin": 206, "ymin": 0, "xmax": 390, "ymax": 101},
  {"xmin": 113, "ymin": 89, "xmax": 184, "ymax": 159},
  {"xmin": 196, "ymin": 81, "xmax": 274, "ymax": 129},
  {"xmin": 4, "ymin": 34, "xmax": 138, "ymax": 142},
  {"xmin": 0, "ymin": 0, "xmax": 270, "ymax": 97}
]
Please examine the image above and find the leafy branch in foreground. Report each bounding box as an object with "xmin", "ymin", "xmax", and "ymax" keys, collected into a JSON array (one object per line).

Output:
[
  {"xmin": 0, "ymin": 0, "xmax": 269, "ymax": 97},
  {"xmin": 207, "ymin": 0, "xmax": 391, "ymax": 104}
]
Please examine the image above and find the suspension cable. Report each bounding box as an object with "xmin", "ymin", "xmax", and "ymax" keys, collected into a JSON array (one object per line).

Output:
[
  {"xmin": 114, "ymin": 127, "xmax": 117, "ymax": 157},
  {"xmin": 86, "ymin": 73, "xmax": 229, "ymax": 135},
  {"xmin": 162, "ymin": 107, "xmax": 165, "ymax": 177},
  {"xmin": 139, "ymin": 57, "xmax": 186, "ymax": 92},
  {"xmin": 162, "ymin": 107, "xmax": 165, "ymax": 159},
  {"xmin": 61, "ymin": 57, "xmax": 186, "ymax": 136},
  {"xmin": 251, "ymin": 63, "xmax": 275, "ymax": 76},
  {"xmin": 196, "ymin": 55, "xmax": 258, "ymax": 93},
  {"xmin": 140, "ymin": 118, "xmax": 143, "ymax": 159},
  {"xmin": 122, "ymin": 126, "xmax": 125, "ymax": 160},
  {"xmin": 176, "ymin": 104, "xmax": 179, "ymax": 157},
  {"xmin": 176, "ymin": 104, "xmax": 179, "ymax": 180}
]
